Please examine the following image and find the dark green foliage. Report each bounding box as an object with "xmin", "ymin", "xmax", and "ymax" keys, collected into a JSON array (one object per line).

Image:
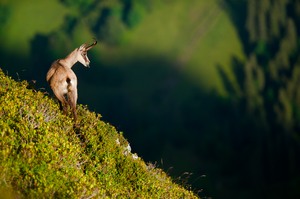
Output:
[
  {"xmin": 219, "ymin": 0, "xmax": 300, "ymax": 197},
  {"xmin": 222, "ymin": 0, "xmax": 300, "ymax": 135},
  {"xmin": 96, "ymin": 6, "xmax": 126, "ymax": 45},
  {"xmin": 58, "ymin": 0, "xmax": 146, "ymax": 45},
  {"xmin": 0, "ymin": 69, "xmax": 197, "ymax": 198},
  {"xmin": 122, "ymin": 0, "xmax": 146, "ymax": 28},
  {"xmin": 60, "ymin": 0, "xmax": 97, "ymax": 14},
  {"xmin": 239, "ymin": 0, "xmax": 300, "ymax": 134}
]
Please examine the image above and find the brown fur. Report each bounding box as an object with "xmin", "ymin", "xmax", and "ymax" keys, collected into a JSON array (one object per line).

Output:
[{"xmin": 46, "ymin": 40, "xmax": 97, "ymax": 122}]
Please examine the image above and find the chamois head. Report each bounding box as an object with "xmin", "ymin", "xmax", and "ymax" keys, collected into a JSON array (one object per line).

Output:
[{"xmin": 77, "ymin": 39, "xmax": 97, "ymax": 67}]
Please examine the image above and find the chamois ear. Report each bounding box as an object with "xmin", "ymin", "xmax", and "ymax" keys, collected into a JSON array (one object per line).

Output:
[{"xmin": 78, "ymin": 44, "xmax": 87, "ymax": 51}]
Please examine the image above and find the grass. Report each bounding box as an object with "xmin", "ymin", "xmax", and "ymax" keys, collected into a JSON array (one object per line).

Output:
[{"xmin": 0, "ymin": 68, "xmax": 198, "ymax": 198}]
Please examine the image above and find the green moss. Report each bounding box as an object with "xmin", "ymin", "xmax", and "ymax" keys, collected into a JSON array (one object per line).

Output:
[{"xmin": 0, "ymin": 68, "xmax": 198, "ymax": 198}]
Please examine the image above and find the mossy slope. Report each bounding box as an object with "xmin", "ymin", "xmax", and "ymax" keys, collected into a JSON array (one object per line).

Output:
[{"xmin": 0, "ymin": 69, "xmax": 198, "ymax": 198}]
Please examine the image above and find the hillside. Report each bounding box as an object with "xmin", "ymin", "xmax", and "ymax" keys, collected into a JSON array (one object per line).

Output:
[{"xmin": 0, "ymin": 68, "xmax": 198, "ymax": 198}]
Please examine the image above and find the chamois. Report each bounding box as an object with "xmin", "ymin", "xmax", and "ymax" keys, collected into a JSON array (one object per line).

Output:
[{"xmin": 46, "ymin": 40, "xmax": 97, "ymax": 122}]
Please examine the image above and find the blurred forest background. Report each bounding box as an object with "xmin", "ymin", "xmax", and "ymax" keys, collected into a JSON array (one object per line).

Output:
[{"xmin": 1, "ymin": 0, "xmax": 300, "ymax": 198}]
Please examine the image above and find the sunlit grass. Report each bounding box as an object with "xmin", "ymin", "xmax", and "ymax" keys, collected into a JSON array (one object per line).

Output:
[{"xmin": 0, "ymin": 68, "xmax": 198, "ymax": 198}]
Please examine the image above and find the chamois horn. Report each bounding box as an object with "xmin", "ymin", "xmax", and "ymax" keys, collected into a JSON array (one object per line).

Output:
[{"xmin": 86, "ymin": 39, "xmax": 97, "ymax": 51}]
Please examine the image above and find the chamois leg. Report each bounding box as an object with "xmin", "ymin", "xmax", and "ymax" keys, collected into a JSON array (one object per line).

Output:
[
  {"xmin": 52, "ymin": 89, "xmax": 69, "ymax": 115},
  {"xmin": 67, "ymin": 92, "xmax": 77, "ymax": 121},
  {"xmin": 67, "ymin": 83, "xmax": 78, "ymax": 122}
]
